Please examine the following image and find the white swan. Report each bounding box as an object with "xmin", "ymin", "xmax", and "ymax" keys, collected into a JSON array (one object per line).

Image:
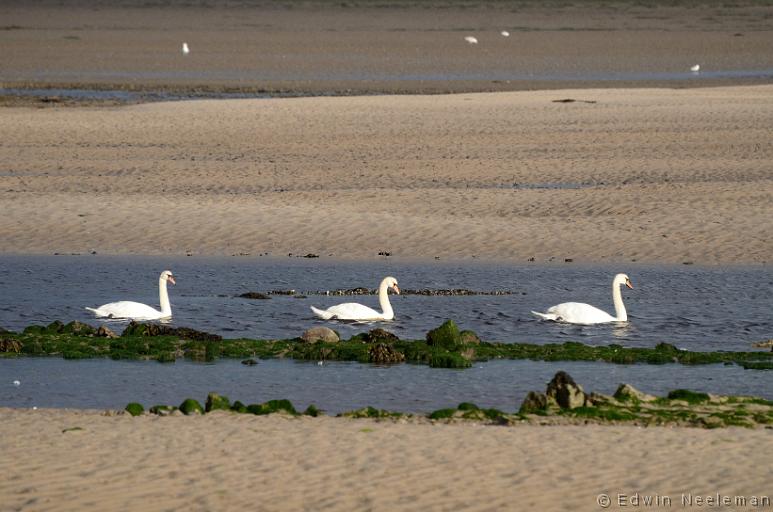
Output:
[
  {"xmin": 531, "ymin": 273, "xmax": 633, "ymax": 325},
  {"xmin": 86, "ymin": 270, "xmax": 176, "ymax": 320},
  {"xmin": 311, "ymin": 277, "xmax": 400, "ymax": 321}
]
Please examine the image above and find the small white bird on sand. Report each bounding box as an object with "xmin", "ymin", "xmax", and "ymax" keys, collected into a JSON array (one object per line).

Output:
[
  {"xmin": 464, "ymin": 36, "xmax": 478, "ymax": 44},
  {"xmin": 501, "ymin": 30, "xmax": 510, "ymax": 37},
  {"xmin": 690, "ymin": 64, "xmax": 700, "ymax": 72},
  {"xmin": 182, "ymin": 42, "xmax": 190, "ymax": 55}
]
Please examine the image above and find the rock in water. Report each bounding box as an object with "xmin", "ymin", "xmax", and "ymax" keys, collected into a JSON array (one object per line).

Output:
[
  {"xmin": 369, "ymin": 343, "xmax": 405, "ymax": 364},
  {"xmin": 546, "ymin": 371, "xmax": 587, "ymax": 409},
  {"xmin": 301, "ymin": 326, "xmax": 339, "ymax": 343},
  {"xmin": 426, "ymin": 320, "xmax": 462, "ymax": 351}
]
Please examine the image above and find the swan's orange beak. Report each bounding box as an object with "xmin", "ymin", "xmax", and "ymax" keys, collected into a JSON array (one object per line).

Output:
[
  {"xmin": 392, "ymin": 284, "xmax": 400, "ymax": 295},
  {"xmin": 625, "ymin": 279, "xmax": 633, "ymax": 289},
  {"xmin": 168, "ymin": 276, "xmax": 176, "ymax": 285}
]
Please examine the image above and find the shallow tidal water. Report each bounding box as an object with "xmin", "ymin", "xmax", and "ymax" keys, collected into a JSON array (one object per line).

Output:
[{"xmin": 0, "ymin": 255, "xmax": 771, "ymax": 410}]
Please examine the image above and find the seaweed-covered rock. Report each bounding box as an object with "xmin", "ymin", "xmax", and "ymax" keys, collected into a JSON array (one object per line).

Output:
[
  {"xmin": 363, "ymin": 328, "xmax": 400, "ymax": 344},
  {"xmin": 368, "ymin": 343, "xmax": 405, "ymax": 364},
  {"xmin": 614, "ymin": 383, "xmax": 656, "ymax": 403},
  {"xmin": 121, "ymin": 321, "xmax": 221, "ymax": 342},
  {"xmin": 519, "ymin": 391, "xmax": 549, "ymax": 414},
  {"xmin": 230, "ymin": 400, "xmax": 248, "ymax": 413},
  {"xmin": 246, "ymin": 399, "xmax": 298, "ymax": 416},
  {"xmin": 241, "ymin": 358, "xmax": 258, "ymax": 366},
  {"xmin": 238, "ymin": 292, "xmax": 271, "ymax": 300},
  {"xmin": 46, "ymin": 320, "xmax": 66, "ymax": 333},
  {"xmin": 179, "ymin": 398, "xmax": 204, "ymax": 415},
  {"xmin": 304, "ymin": 405, "xmax": 321, "ymax": 417},
  {"xmin": 667, "ymin": 389, "xmax": 710, "ymax": 404},
  {"xmin": 96, "ymin": 325, "xmax": 118, "ymax": 338},
  {"xmin": 205, "ymin": 392, "xmax": 231, "ymax": 412},
  {"xmin": 426, "ymin": 320, "xmax": 462, "ymax": 351},
  {"xmin": 62, "ymin": 321, "xmax": 96, "ymax": 336},
  {"xmin": 0, "ymin": 338, "xmax": 22, "ymax": 353},
  {"xmin": 546, "ymin": 371, "xmax": 587, "ymax": 409},
  {"xmin": 125, "ymin": 402, "xmax": 144, "ymax": 416},
  {"xmin": 300, "ymin": 326, "xmax": 339, "ymax": 344},
  {"xmin": 460, "ymin": 330, "xmax": 481, "ymax": 345}
]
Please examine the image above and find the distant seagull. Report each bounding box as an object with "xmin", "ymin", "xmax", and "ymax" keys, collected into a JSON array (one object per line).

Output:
[
  {"xmin": 464, "ymin": 36, "xmax": 478, "ymax": 44},
  {"xmin": 501, "ymin": 30, "xmax": 510, "ymax": 37},
  {"xmin": 182, "ymin": 42, "xmax": 190, "ymax": 55},
  {"xmin": 690, "ymin": 64, "xmax": 700, "ymax": 72}
]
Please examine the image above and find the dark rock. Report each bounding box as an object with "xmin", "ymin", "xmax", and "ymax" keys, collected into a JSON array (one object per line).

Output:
[
  {"xmin": 301, "ymin": 326, "xmax": 339, "ymax": 343},
  {"xmin": 125, "ymin": 402, "xmax": 144, "ymax": 416},
  {"xmin": 246, "ymin": 399, "xmax": 298, "ymax": 416},
  {"xmin": 363, "ymin": 328, "xmax": 399, "ymax": 343},
  {"xmin": 426, "ymin": 320, "xmax": 462, "ymax": 351},
  {"xmin": 121, "ymin": 321, "xmax": 221, "ymax": 342},
  {"xmin": 205, "ymin": 392, "xmax": 231, "ymax": 412},
  {"xmin": 45, "ymin": 320, "xmax": 65, "ymax": 333},
  {"xmin": 230, "ymin": 400, "xmax": 248, "ymax": 413},
  {"xmin": 304, "ymin": 405, "xmax": 321, "ymax": 417},
  {"xmin": 301, "ymin": 253, "xmax": 319, "ymax": 258},
  {"xmin": 459, "ymin": 330, "xmax": 481, "ymax": 345},
  {"xmin": 96, "ymin": 325, "xmax": 118, "ymax": 338},
  {"xmin": 546, "ymin": 371, "xmax": 587, "ymax": 409},
  {"xmin": 238, "ymin": 292, "xmax": 271, "ymax": 300},
  {"xmin": 241, "ymin": 358, "xmax": 258, "ymax": 366},
  {"xmin": 0, "ymin": 338, "xmax": 22, "ymax": 353},
  {"xmin": 369, "ymin": 343, "xmax": 406, "ymax": 364},
  {"xmin": 179, "ymin": 398, "xmax": 204, "ymax": 415},
  {"xmin": 519, "ymin": 391, "xmax": 548, "ymax": 414}
]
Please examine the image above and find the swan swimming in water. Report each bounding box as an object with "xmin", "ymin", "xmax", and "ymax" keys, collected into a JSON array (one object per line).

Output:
[
  {"xmin": 86, "ymin": 270, "xmax": 176, "ymax": 320},
  {"xmin": 311, "ymin": 276, "xmax": 400, "ymax": 321},
  {"xmin": 531, "ymin": 273, "xmax": 633, "ymax": 325}
]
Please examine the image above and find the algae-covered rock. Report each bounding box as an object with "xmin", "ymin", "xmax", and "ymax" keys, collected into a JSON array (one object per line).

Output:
[
  {"xmin": 179, "ymin": 398, "xmax": 204, "ymax": 415},
  {"xmin": 304, "ymin": 404, "xmax": 321, "ymax": 417},
  {"xmin": 426, "ymin": 320, "xmax": 462, "ymax": 351},
  {"xmin": 368, "ymin": 343, "xmax": 405, "ymax": 364},
  {"xmin": 667, "ymin": 389, "xmax": 710, "ymax": 404},
  {"xmin": 238, "ymin": 292, "xmax": 271, "ymax": 300},
  {"xmin": 460, "ymin": 330, "xmax": 481, "ymax": 345},
  {"xmin": 246, "ymin": 399, "xmax": 298, "ymax": 416},
  {"xmin": 62, "ymin": 321, "xmax": 96, "ymax": 336},
  {"xmin": 614, "ymin": 383, "xmax": 656, "ymax": 403},
  {"xmin": 241, "ymin": 358, "xmax": 258, "ymax": 366},
  {"xmin": 546, "ymin": 371, "xmax": 587, "ymax": 409},
  {"xmin": 230, "ymin": 400, "xmax": 248, "ymax": 413},
  {"xmin": 519, "ymin": 391, "xmax": 549, "ymax": 414},
  {"xmin": 125, "ymin": 402, "xmax": 144, "ymax": 416},
  {"xmin": 205, "ymin": 392, "xmax": 231, "ymax": 412},
  {"xmin": 301, "ymin": 326, "xmax": 339, "ymax": 344}
]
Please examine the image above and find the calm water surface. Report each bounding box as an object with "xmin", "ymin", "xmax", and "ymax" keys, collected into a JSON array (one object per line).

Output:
[{"xmin": 0, "ymin": 256, "xmax": 770, "ymax": 410}]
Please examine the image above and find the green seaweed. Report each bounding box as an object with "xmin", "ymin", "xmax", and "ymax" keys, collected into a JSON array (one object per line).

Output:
[
  {"xmin": 246, "ymin": 399, "xmax": 298, "ymax": 416},
  {"xmin": 179, "ymin": 398, "xmax": 204, "ymax": 415},
  {"xmin": 125, "ymin": 402, "xmax": 144, "ymax": 416},
  {"xmin": 667, "ymin": 389, "xmax": 710, "ymax": 404}
]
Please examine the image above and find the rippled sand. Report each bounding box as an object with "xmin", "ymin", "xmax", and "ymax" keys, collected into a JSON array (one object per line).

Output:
[
  {"xmin": 1, "ymin": 86, "xmax": 771, "ymax": 264},
  {"xmin": 0, "ymin": 408, "xmax": 771, "ymax": 511}
]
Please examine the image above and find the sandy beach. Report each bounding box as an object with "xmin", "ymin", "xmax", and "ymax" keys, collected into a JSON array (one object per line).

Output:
[
  {"xmin": 1, "ymin": 85, "xmax": 771, "ymax": 264},
  {"xmin": 1, "ymin": 408, "xmax": 771, "ymax": 512}
]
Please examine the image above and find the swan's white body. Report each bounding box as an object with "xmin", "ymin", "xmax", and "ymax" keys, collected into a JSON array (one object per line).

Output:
[
  {"xmin": 311, "ymin": 277, "xmax": 399, "ymax": 321},
  {"xmin": 86, "ymin": 270, "xmax": 175, "ymax": 320},
  {"xmin": 532, "ymin": 273, "xmax": 633, "ymax": 325}
]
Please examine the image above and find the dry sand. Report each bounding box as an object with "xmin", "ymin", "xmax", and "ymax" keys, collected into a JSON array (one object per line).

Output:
[
  {"xmin": 1, "ymin": 85, "xmax": 771, "ymax": 264},
  {"xmin": 0, "ymin": 408, "xmax": 770, "ymax": 511}
]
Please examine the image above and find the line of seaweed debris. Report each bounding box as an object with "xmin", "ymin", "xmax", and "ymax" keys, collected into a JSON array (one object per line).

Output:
[
  {"xmin": 2, "ymin": 319, "xmax": 772, "ymax": 370},
  {"xmin": 122, "ymin": 372, "xmax": 773, "ymax": 429}
]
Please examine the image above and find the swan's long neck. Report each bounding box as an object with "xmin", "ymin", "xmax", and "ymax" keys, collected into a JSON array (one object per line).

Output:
[
  {"xmin": 612, "ymin": 281, "xmax": 627, "ymax": 322},
  {"xmin": 378, "ymin": 280, "xmax": 394, "ymax": 320},
  {"xmin": 159, "ymin": 278, "xmax": 171, "ymax": 316}
]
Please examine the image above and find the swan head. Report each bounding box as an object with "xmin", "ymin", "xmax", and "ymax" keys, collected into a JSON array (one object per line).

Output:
[
  {"xmin": 614, "ymin": 273, "xmax": 633, "ymax": 289},
  {"xmin": 160, "ymin": 270, "xmax": 176, "ymax": 285},
  {"xmin": 383, "ymin": 276, "xmax": 400, "ymax": 295}
]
